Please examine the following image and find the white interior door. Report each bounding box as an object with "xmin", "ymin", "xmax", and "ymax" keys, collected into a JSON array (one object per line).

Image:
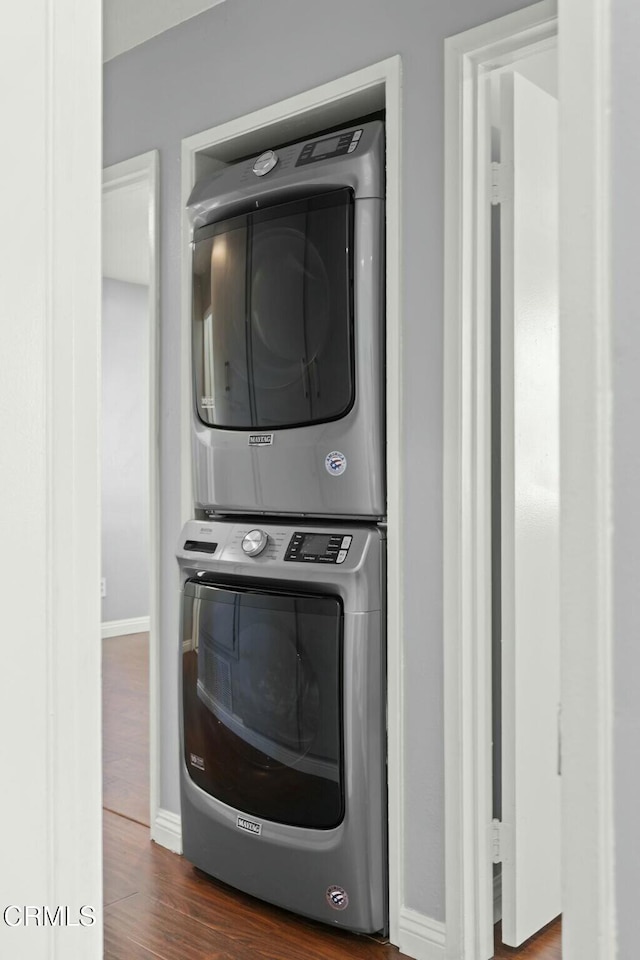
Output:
[{"xmin": 499, "ymin": 69, "xmax": 561, "ymax": 948}]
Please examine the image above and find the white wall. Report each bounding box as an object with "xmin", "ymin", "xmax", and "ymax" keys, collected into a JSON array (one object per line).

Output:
[
  {"xmin": 101, "ymin": 277, "xmax": 150, "ymax": 623},
  {"xmin": 103, "ymin": 0, "xmax": 226, "ymax": 61},
  {"xmin": 103, "ymin": 0, "xmax": 534, "ymax": 922}
]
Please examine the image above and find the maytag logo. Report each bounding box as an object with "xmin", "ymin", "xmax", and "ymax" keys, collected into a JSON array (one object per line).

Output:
[
  {"xmin": 236, "ymin": 815, "xmax": 262, "ymax": 836},
  {"xmin": 248, "ymin": 434, "xmax": 273, "ymax": 447}
]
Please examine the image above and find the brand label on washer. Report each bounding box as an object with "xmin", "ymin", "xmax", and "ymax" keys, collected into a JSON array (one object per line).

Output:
[
  {"xmin": 325, "ymin": 451, "xmax": 347, "ymax": 476},
  {"xmin": 248, "ymin": 433, "xmax": 274, "ymax": 447},
  {"xmin": 201, "ymin": 396, "xmax": 215, "ymax": 409},
  {"xmin": 326, "ymin": 885, "xmax": 349, "ymax": 911},
  {"xmin": 190, "ymin": 753, "xmax": 205, "ymax": 771},
  {"xmin": 236, "ymin": 815, "xmax": 262, "ymax": 836}
]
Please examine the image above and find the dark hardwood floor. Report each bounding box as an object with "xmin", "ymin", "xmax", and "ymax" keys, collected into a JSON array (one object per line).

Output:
[
  {"xmin": 102, "ymin": 633, "xmax": 561, "ymax": 960},
  {"xmin": 493, "ymin": 920, "xmax": 561, "ymax": 959},
  {"xmin": 103, "ymin": 632, "xmax": 150, "ymax": 827}
]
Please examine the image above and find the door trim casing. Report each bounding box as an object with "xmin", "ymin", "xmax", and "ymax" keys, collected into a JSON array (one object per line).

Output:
[
  {"xmin": 557, "ymin": 0, "xmax": 616, "ymax": 956},
  {"xmin": 443, "ymin": 5, "xmax": 560, "ymax": 959},
  {"xmin": 443, "ymin": 2, "xmax": 617, "ymax": 958}
]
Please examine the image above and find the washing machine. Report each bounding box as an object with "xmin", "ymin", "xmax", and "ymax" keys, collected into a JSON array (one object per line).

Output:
[
  {"xmin": 187, "ymin": 120, "xmax": 385, "ymax": 520},
  {"xmin": 177, "ymin": 518, "xmax": 387, "ymax": 933}
]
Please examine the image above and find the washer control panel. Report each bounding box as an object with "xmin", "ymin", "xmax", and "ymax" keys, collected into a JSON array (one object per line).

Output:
[
  {"xmin": 177, "ymin": 520, "xmax": 368, "ymax": 567},
  {"xmin": 285, "ymin": 532, "xmax": 353, "ymax": 564},
  {"xmin": 295, "ymin": 128, "xmax": 362, "ymax": 166}
]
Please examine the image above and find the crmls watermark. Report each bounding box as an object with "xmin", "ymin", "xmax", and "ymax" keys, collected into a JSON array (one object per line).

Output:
[{"xmin": 3, "ymin": 905, "xmax": 96, "ymax": 927}]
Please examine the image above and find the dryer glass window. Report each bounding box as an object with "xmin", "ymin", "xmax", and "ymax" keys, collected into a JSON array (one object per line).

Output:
[
  {"xmin": 192, "ymin": 189, "xmax": 354, "ymax": 429},
  {"xmin": 182, "ymin": 579, "xmax": 344, "ymax": 829}
]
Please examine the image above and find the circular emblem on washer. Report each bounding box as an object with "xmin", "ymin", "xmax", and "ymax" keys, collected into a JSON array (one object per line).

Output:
[
  {"xmin": 326, "ymin": 885, "xmax": 349, "ymax": 911},
  {"xmin": 325, "ymin": 451, "xmax": 347, "ymax": 476}
]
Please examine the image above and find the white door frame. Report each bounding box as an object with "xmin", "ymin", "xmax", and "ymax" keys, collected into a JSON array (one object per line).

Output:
[
  {"xmin": 0, "ymin": 0, "xmax": 102, "ymax": 957},
  {"xmin": 179, "ymin": 57, "xmax": 413, "ymax": 951},
  {"xmin": 557, "ymin": 0, "xmax": 616, "ymax": 956},
  {"xmin": 444, "ymin": 2, "xmax": 615, "ymax": 959},
  {"xmin": 443, "ymin": 6, "xmax": 558, "ymax": 956},
  {"xmin": 102, "ymin": 151, "xmax": 162, "ymax": 835}
]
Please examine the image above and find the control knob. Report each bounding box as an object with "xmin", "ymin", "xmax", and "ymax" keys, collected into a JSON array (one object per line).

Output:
[
  {"xmin": 252, "ymin": 150, "xmax": 278, "ymax": 177},
  {"xmin": 241, "ymin": 528, "xmax": 269, "ymax": 557}
]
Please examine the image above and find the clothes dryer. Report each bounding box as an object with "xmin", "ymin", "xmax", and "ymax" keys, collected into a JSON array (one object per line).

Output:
[
  {"xmin": 177, "ymin": 518, "xmax": 387, "ymax": 933},
  {"xmin": 187, "ymin": 121, "xmax": 385, "ymax": 519}
]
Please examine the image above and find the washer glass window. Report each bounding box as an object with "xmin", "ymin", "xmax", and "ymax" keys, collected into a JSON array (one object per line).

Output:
[
  {"xmin": 192, "ymin": 189, "xmax": 354, "ymax": 429},
  {"xmin": 182, "ymin": 579, "xmax": 344, "ymax": 829}
]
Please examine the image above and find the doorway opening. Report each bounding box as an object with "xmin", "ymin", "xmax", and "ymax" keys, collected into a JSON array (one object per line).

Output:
[{"xmin": 101, "ymin": 152, "xmax": 160, "ymax": 834}]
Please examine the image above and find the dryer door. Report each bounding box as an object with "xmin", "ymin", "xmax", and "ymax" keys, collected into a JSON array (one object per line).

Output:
[
  {"xmin": 182, "ymin": 579, "xmax": 343, "ymax": 829},
  {"xmin": 192, "ymin": 189, "xmax": 354, "ymax": 430}
]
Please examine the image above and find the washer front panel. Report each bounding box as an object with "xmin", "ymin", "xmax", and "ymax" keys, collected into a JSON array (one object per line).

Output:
[{"xmin": 177, "ymin": 518, "xmax": 386, "ymax": 934}]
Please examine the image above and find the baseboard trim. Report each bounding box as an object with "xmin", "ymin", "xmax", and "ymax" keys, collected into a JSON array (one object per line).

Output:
[
  {"xmin": 398, "ymin": 906, "xmax": 446, "ymax": 960},
  {"xmin": 101, "ymin": 616, "xmax": 150, "ymax": 639},
  {"xmin": 152, "ymin": 808, "xmax": 182, "ymax": 854}
]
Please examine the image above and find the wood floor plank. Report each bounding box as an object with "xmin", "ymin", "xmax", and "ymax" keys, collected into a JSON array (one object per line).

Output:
[
  {"xmin": 104, "ymin": 921, "xmax": 166, "ymax": 960},
  {"xmin": 103, "ymin": 810, "xmax": 158, "ymax": 906},
  {"xmin": 102, "ymin": 633, "xmax": 150, "ymax": 824},
  {"xmin": 493, "ymin": 919, "xmax": 562, "ymax": 959},
  {"xmin": 105, "ymin": 893, "xmax": 241, "ymax": 960}
]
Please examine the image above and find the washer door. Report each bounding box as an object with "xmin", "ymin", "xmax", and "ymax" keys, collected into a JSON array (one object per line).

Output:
[
  {"xmin": 192, "ymin": 189, "xmax": 354, "ymax": 430},
  {"xmin": 181, "ymin": 579, "xmax": 343, "ymax": 829}
]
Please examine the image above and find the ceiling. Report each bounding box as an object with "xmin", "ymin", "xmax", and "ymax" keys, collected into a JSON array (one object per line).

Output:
[{"xmin": 103, "ymin": 0, "xmax": 226, "ymax": 62}]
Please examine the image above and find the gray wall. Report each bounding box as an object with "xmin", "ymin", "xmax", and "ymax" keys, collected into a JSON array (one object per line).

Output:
[
  {"xmin": 612, "ymin": 1, "xmax": 640, "ymax": 954},
  {"xmin": 101, "ymin": 277, "xmax": 150, "ymax": 623},
  {"xmin": 103, "ymin": 0, "xmax": 532, "ymax": 921}
]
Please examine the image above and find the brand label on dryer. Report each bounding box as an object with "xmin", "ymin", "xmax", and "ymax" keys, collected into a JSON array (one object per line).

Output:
[
  {"xmin": 248, "ymin": 433, "xmax": 274, "ymax": 447},
  {"xmin": 189, "ymin": 753, "xmax": 205, "ymax": 771},
  {"xmin": 325, "ymin": 451, "xmax": 347, "ymax": 476},
  {"xmin": 236, "ymin": 815, "xmax": 262, "ymax": 836},
  {"xmin": 201, "ymin": 396, "xmax": 215, "ymax": 409}
]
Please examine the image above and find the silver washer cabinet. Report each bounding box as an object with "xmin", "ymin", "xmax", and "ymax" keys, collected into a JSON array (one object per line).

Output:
[{"xmin": 177, "ymin": 518, "xmax": 387, "ymax": 934}]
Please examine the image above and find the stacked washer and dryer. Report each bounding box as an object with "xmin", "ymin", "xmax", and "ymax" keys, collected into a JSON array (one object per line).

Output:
[{"xmin": 177, "ymin": 120, "xmax": 387, "ymax": 934}]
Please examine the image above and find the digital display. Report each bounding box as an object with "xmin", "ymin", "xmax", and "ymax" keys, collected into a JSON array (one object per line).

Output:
[
  {"xmin": 312, "ymin": 136, "xmax": 342, "ymax": 157},
  {"xmin": 300, "ymin": 534, "xmax": 332, "ymax": 555}
]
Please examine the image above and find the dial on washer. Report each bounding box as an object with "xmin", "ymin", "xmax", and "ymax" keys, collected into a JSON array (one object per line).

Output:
[
  {"xmin": 242, "ymin": 529, "xmax": 269, "ymax": 557},
  {"xmin": 252, "ymin": 150, "xmax": 278, "ymax": 177}
]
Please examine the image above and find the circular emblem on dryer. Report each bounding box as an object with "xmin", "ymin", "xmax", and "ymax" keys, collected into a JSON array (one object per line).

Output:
[
  {"xmin": 325, "ymin": 451, "xmax": 347, "ymax": 476},
  {"xmin": 326, "ymin": 885, "xmax": 349, "ymax": 911},
  {"xmin": 252, "ymin": 150, "xmax": 278, "ymax": 177}
]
